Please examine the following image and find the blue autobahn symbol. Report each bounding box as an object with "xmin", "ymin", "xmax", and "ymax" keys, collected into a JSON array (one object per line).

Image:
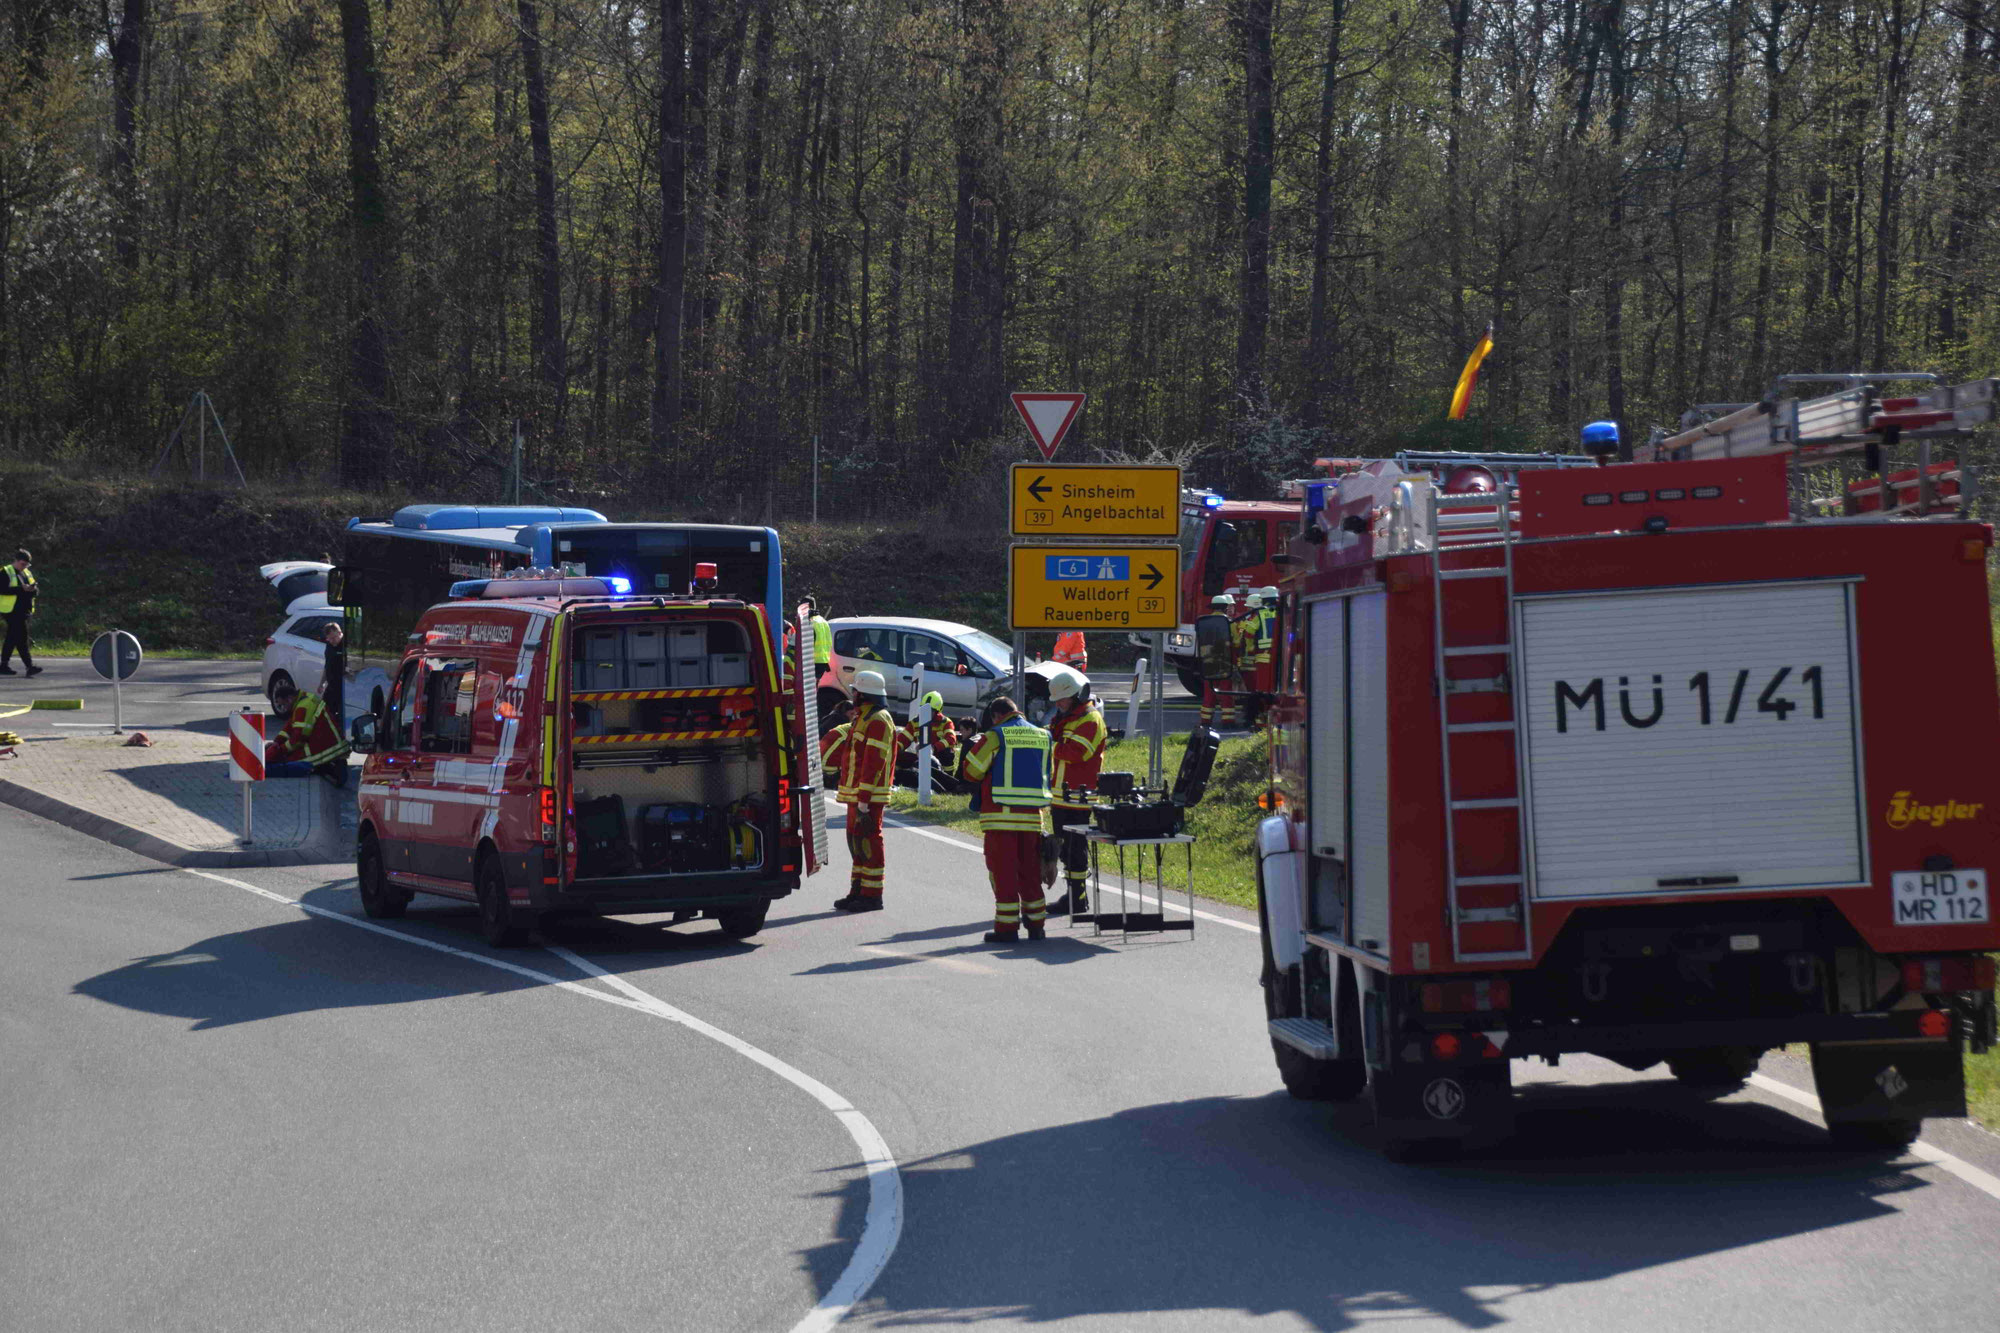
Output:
[{"xmin": 1046, "ymin": 555, "xmax": 1130, "ymax": 581}]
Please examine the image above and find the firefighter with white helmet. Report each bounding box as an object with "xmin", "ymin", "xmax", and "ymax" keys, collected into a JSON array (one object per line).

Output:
[
  {"xmin": 832, "ymin": 668, "xmax": 901, "ymax": 911},
  {"xmin": 1045, "ymin": 665, "xmax": 1107, "ymax": 916}
]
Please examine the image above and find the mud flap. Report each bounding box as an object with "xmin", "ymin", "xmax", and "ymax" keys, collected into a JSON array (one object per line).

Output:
[
  {"xmin": 1370, "ymin": 1061, "xmax": 1515, "ymax": 1146},
  {"xmin": 1809, "ymin": 1038, "xmax": 1965, "ymax": 1126}
]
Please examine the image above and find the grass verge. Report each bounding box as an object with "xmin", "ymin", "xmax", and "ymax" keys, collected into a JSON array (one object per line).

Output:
[{"xmin": 886, "ymin": 730, "xmax": 1267, "ymax": 911}]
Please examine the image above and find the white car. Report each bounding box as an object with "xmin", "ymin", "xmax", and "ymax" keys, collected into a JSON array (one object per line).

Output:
[
  {"xmin": 820, "ymin": 617, "xmax": 1017, "ymax": 716},
  {"xmin": 261, "ymin": 594, "xmax": 343, "ymax": 707}
]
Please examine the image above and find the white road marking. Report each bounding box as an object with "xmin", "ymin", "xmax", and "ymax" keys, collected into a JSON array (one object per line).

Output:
[
  {"xmin": 885, "ymin": 821, "xmax": 2000, "ymax": 1202},
  {"xmin": 857, "ymin": 942, "xmax": 998, "ymax": 976},
  {"xmin": 182, "ymin": 868, "xmax": 903, "ymax": 1331},
  {"xmin": 1747, "ymin": 1072, "xmax": 2000, "ymax": 1205},
  {"xmin": 881, "ymin": 815, "xmax": 1260, "ymax": 935}
]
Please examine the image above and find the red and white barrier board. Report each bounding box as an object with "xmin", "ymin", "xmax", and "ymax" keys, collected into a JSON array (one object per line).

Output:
[{"xmin": 229, "ymin": 711, "xmax": 265, "ymax": 783}]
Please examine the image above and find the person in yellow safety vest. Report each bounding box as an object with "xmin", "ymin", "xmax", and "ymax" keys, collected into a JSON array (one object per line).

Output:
[
  {"xmin": 960, "ymin": 696, "xmax": 1052, "ymax": 944},
  {"xmin": 266, "ymin": 679, "xmax": 351, "ymax": 786},
  {"xmin": 1046, "ymin": 667, "xmax": 1107, "ymax": 917},
  {"xmin": 804, "ymin": 595, "xmax": 833, "ymax": 672},
  {"xmin": 901, "ymin": 690, "xmax": 959, "ymax": 774},
  {"xmin": 1197, "ymin": 593, "xmax": 1237, "ymax": 729},
  {"xmin": 0, "ymin": 548, "xmax": 42, "ymax": 676},
  {"xmin": 833, "ymin": 669, "xmax": 901, "ymax": 912}
]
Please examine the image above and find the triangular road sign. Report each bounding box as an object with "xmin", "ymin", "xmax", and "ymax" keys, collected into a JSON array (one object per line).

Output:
[{"xmin": 1011, "ymin": 392, "xmax": 1086, "ymax": 461}]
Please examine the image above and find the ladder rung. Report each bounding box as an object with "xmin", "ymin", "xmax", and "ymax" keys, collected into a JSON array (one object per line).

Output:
[
  {"xmin": 1447, "ymin": 721, "xmax": 1515, "ymax": 733},
  {"xmin": 1439, "ymin": 567, "xmax": 1508, "ymax": 580},
  {"xmin": 1451, "ymin": 798, "xmax": 1520, "ymax": 810},
  {"xmin": 1455, "ymin": 874, "xmax": 1523, "ymax": 886},
  {"xmin": 1444, "ymin": 676, "xmax": 1508, "ymax": 694},
  {"xmin": 1457, "ymin": 906, "xmax": 1521, "ymax": 924},
  {"xmin": 1443, "ymin": 644, "xmax": 1512, "ymax": 657}
]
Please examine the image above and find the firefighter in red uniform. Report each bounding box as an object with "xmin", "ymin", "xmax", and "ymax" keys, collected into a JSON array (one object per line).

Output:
[
  {"xmin": 1046, "ymin": 667, "xmax": 1106, "ymax": 916},
  {"xmin": 265, "ymin": 679, "xmax": 351, "ymax": 787},
  {"xmin": 819, "ymin": 717, "xmax": 851, "ymax": 790},
  {"xmin": 961, "ymin": 697, "xmax": 1053, "ymax": 943},
  {"xmin": 833, "ymin": 669, "xmax": 900, "ymax": 911}
]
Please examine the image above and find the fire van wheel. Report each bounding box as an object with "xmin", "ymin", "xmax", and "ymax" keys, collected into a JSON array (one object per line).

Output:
[
  {"xmin": 1828, "ymin": 1119, "xmax": 1921, "ymax": 1152},
  {"xmin": 355, "ymin": 834, "xmax": 406, "ymax": 919},
  {"xmin": 714, "ymin": 902, "xmax": 770, "ymax": 940},
  {"xmin": 1176, "ymin": 667, "xmax": 1206, "ymax": 698},
  {"xmin": 475, "ymin": 856, "xmax": 533, "ymax": 948},
  {"xmin": 1666, "ymin": 1046, "xmax": 1759, "ymax": 1090}
]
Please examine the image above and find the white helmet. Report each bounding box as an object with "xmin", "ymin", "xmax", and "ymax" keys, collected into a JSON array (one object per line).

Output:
[
  {"xmin": 1258, "ymin": 585, "xmax": 1279, "ymax": 602},
  {"xmin": 1241, "ymin": 588, "xmax": 1263, "ymax": 606},
  {"xmin": 1047, "ymin": 666, "xmax": 1087, "ymax": 702},
  {"xmin": 1210, "ymin": 593, "xmax": 1235, "ymax": 609},
  {"xmin": 853, "ymin": 669, "xmax": 887, "ymax": 697}
]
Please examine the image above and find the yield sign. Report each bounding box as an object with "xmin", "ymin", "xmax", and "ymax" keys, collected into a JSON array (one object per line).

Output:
[{"xmin": 1010, "ymin": 392, "xmax": 1086, "ymax": 461}]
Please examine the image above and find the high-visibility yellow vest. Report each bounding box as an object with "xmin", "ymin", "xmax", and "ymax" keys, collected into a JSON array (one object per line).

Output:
[
  {"xmin": 988, "ymin": 719, "xmax": 1052, "ymax": 807},
  {"xmin": 1255, "ymin": 606, "xmax": 1276, "ymax": 663},
  {"xmin": 810, "ymin": 615, "xmax": 832, "ymax": 666},
  {"xmin": 0, "ymin": 566, "xmax": 33, "ymax": 616}
]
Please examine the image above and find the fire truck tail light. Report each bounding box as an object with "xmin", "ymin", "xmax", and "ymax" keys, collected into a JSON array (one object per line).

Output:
[
  {"xmin": 1430, "ymin": 1032, "xmax": 1461, "ymax": 1060},
  {"xmin": 1421, "ymin": 978, "xmax": 1512, "ymax": 1013},
  {"xmin": 1902, "ymin": 956, "xmax": 1996, "ymax": 993},
  {"xmin": 1918, "ymin": 1009, "xmax": 1951, "ymax": 1039},
  {"xmin": 539, "ymin": 787, "xmax": 557, "ymax": 843}
]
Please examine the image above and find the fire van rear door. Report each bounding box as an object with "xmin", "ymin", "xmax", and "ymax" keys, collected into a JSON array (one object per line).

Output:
[
  {"xmin": 794, "ymin": 611, "xmax": 831, "ymax": 875},
  {"xmin": 1515, "ymin": 579, "xmax": 1867, "ymax": 901}
]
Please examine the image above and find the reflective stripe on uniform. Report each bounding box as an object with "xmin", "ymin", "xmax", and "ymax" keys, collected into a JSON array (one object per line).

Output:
[{"xmin": 989, "ymin": 720, "xmax": 1051, "ymax": 807}]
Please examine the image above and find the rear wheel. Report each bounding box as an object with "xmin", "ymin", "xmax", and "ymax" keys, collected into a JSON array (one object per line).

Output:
[
  {"xmin": 1828, "ymin": 1119, "xmax": 1921, "ymax": 1151},
  {"xmin": 266, "ymin": 669, "xmax": 295, "ymax": 709},
  {"xmin": 1666, "ymin": 1046, "xmax": 1759, "ymax": 1090},
  {"xmin": 1258, "ymin": 861, "xmax": 1366, "ymax": 1103},
  {"xmin": 714, "ymin": 901, "xmax": 770, "ymax": 940},
  {"xmin": 476, "ymin": 854, "xmax": 533, "ymax": 947},
  {"xmin": 355, "ymin": 832, "xmax": 406, "ymax": 919}
]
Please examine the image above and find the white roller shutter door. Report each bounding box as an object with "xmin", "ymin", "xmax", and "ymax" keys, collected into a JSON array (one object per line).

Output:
[
  {"xmin": 1516, "ymin": 580, "xmax": 1866, "ymax": 900},
  {"xmin": 1308, "ymin": 599, "xmax": 1347, "ymax": 858},
  {"xmin": 1348, "ymin": 592, "xmax": 1392, "ymax": 952}
]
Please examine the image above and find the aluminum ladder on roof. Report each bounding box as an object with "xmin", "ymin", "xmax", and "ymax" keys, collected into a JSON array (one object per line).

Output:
[{"xmin": 1428, "ymin": 485, "xmax": 1533, "ymax": 965}]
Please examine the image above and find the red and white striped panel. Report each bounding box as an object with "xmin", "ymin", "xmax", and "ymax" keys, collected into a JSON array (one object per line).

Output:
[{"xmin": 229, "ymin": 711, "xmax": 265, "ymax": 783}]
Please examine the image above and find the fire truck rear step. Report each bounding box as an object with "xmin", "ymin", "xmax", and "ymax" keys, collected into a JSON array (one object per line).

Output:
[{"xmin": 1269, "ymin": 1016, "xmax": 1341, "ymax": 1060}]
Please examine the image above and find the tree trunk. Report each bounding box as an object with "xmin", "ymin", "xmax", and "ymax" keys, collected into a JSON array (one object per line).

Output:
[
  {"xmin": 336, "ymin": 0, "xmax": 394, "ymax": 489},
  {"xmin": 516, "ymin": 0, "xmax": 567, "ymax": 433},
  {"xmin": 1872, "ymin": 0, "xmax": 1905, "ymax": 369},
  {"xmin": 1600, "ymin": 0, "xmax": 1628, "ymax": 444},
  {"xmin": 110, "ymin": 0, "xmax": 148, "ymax": 268},
  {"xmin": 1696, "ymin": 0, "xmax": 1746, "ymax": 392},
  {"xmin": 1234, "ymin": 0, "xmax": 1275, "ymax": 411},
  {"xmin": 1749, "ymin": 0, "xmax": 1789, "ymax": 391},
  {"xmin": 733, "ymin": 0, "xmax": 775, "ymax": 421},
  {"xmin": 1304, "ymin": 0, "xmax": 1348, "ymax": 421},
  {"xmin": 652, "ymin": 0, "xmax": 687, "ymax": 463},
  {"xmin": 884, "ymin": 122, "xmax": 912, "ymax": 443},
  {"xmin": 1444, "ymin": 0, "xmax": 1470, "ymax": 351},
  {"xmin": 1937, "ymin": 0, "xmax": 1985, "ymax": 355},
  {"xmin": 945, "ymin": 0, "xmax": 1005, "ymax": 447},
  {"xmin": 683, "ymin": 0, "xmax": 711, "ymax": 415}
]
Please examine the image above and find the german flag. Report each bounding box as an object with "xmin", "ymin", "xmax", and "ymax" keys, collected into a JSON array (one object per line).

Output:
[{"xmin": 1447, "ymin": 323, "xmax": 1494, "ymax": 420}]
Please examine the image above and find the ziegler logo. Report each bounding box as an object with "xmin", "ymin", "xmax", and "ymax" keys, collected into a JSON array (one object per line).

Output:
[{"xmin": 1885, "ymin": 791, "xmax": 1984, "ymax": 830}]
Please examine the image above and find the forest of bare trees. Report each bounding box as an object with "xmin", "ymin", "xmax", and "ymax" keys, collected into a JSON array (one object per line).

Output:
[{"xmin": 3, "ymin": 0, "xmax": 1996, "ymax": 514}]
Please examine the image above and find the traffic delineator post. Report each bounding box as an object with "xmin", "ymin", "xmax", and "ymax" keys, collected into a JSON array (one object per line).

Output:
[{"xmin": 230, "ymin": 709, "xmax": 265, "ymax": 844}]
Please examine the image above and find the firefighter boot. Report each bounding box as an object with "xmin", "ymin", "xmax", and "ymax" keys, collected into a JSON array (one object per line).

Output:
[
  {"xmin": 1048, "ymin": 882, "xmax": 1089, "ymax": 916},
  {"xmin": 983, "ymin": 928, "xmax": 1020, "ymax": 944},
  {"xmin": 1023, "ymin": 922, "xmax": 1046, "ymax": 941},
  {"xmin": 833, "ymin": 894, "xmax": 883, "ymax": 913}
]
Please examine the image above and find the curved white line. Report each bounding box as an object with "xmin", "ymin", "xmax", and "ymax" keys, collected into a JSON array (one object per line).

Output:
[
  {"xmin": 545, "ymin": 944, "xmax": 903, "ymax": 1331},
  {"xmin": 184, "ymin": 870, "xmax": 902, "ymax": 1329}
]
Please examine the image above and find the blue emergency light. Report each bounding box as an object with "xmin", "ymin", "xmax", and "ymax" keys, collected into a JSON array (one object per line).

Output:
[
  {"xmin": 1581, "ymin": 420, "xmax": 1621, "ymax": 456},
  {"xmin": 606, "ymin": 576, "xmax": 633, "ymax": 595}
]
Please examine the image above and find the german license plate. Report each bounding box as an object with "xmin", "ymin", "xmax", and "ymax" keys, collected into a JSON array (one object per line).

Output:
[{"xmin": 1891, "ymin": 870, "xmax": 1989, "ymax": 926}]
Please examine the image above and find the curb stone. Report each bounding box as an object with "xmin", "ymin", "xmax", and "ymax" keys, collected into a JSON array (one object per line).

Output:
[{"xmin": 0, "ymin": 775, "xmax": 352, "ymax": 869}]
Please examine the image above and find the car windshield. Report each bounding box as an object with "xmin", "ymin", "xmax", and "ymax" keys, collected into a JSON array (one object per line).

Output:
[{"xmin": 952, "ymin": 628, "xmax": 1013, "ymax": 670}]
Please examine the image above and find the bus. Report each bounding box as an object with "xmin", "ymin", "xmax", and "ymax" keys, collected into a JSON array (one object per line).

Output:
[{"xmin": 332, "ymin": 505, "xmax": 785, "ymax": 715}]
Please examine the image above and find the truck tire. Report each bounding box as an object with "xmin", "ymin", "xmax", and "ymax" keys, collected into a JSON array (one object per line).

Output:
[
  {"xmin": 1258, "ymin": 863, "xmax": 1366, "ymax": 1102},
  {"xmin": 355, "ymin": 832, "xmax": 407, "ymax": 919},
  {"xmin": 1666, "ymin": 1046, "xmax": 1759, "ymax": 1090},
  {"xmin": 1176, "ymin": 667, "xmax": 1206, "ymax": 698},
  {"xmin": 714, "ymin": 901, "xmax": 770, "ymax": 940},
  {"xmin": 1828, "ymin": 1119, "xmax": 1921, "ymax": 1151},
  {"xmin": 476, "ymin": 854, "xmax": 533, "ymax": 947}
]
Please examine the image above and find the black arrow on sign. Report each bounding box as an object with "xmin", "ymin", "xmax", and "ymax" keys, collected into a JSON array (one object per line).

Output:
[
  {"xmin": 1027, "ymin": 475, "xmax": 1051, "ymax": 503},
  {"xmin": 1141, "ymin": 563, "xmax": 1164, "ymax": 591}
]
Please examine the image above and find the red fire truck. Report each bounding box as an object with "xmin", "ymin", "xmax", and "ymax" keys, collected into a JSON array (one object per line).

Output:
[
  {"xmin": 347, "ymin": 571, "xmax": 827, "ymax": 945},
  {"xmin": 1256, "ymin": 376, "xmax": 2000, "ymax": 1155}
]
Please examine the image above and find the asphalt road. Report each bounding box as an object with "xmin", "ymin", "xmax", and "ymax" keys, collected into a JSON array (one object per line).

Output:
[
  {"xmin": 0, "ymin": 656, "xmax": 264, "ymax": 741},
  {"xmin": 7, "ymin": 770, "xmax": 2000, "ymax": 1330}
]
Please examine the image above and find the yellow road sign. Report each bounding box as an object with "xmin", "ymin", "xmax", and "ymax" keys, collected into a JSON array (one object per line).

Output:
[
  {"xmin": 1010, "ymin": 463, "xmax": 1182, "ymax": 538},
  {"xmin": 1009, "ymin": 545, "xmax": 1182, "ymax": 631}
]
